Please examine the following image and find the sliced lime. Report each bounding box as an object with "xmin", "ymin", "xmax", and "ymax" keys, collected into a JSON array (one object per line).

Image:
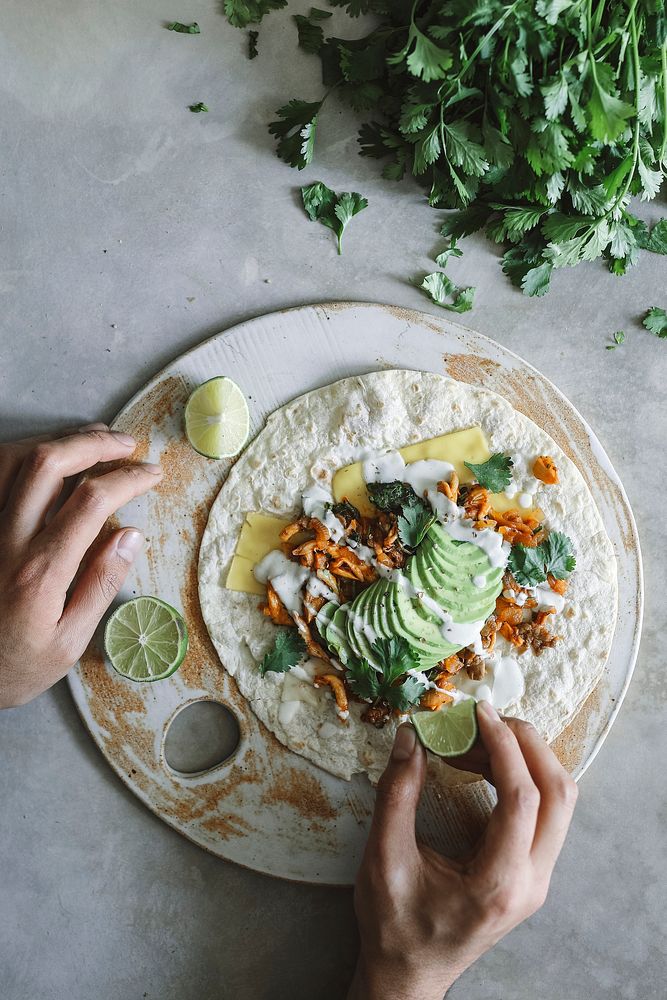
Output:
[
  {"xmin": 104, "ymin": 597, "xmax": 188, "ymax": 682},
  {"xmin": 184, "ymin": 376, "xmax": 249, "ymax": 459},
  {"xmin": 412, "ymin": 699, "xmax": 479, "ymax": 757}
]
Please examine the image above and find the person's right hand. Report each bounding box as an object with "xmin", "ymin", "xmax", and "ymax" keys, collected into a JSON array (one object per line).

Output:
[
  {"xmin": 349, "ymin": 701, "xmax": 578, "ymax": 1000},
  {"xmin": 0, "ymin": 424, "xmax": 161, "ymax": 709}
]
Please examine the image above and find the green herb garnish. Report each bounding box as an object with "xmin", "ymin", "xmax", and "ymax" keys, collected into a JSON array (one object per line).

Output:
[
  {"xmin": 643, "ymin": 307, "xmax": 667, "ymax": 339},
  {"xmin": 330, "ymin": 499, "xmax": 361, "ymax": 522},
  {"xmin": 244, "ymin": 1, "xmax": 666, "ymax": 294},
  {"xmin": 259, "ymin": 629, "xmax": 307, "ymax": 676},
  {"xmin": 269, "ymin": 100, "xmax": 322, "ymax": 169},
  {"xmin": 248, "ymin": 30, "xmax": 259, "ymax": 59},
  {"xmin": 189, "ymin": 102, "xmax": 209, "ymax": 113},
  {"xmin": 293, "ymin": 7, "xmax": 332, "ymax": 55},
  {"xmin": 346, "ymin": 637, "xmax": 426, "ymax": 711},
  {"xmin": 508, "ymin": 532, "xmax": 576, "ymax": 587},
  {"xmin": 367, "ymin": 480, "xmax": 423, "ymax": 514},
  {"xmin": 420, "ymin": 272, "xmax": 475, "ymax": 313},
  {"xmin": 606, "ymin": 330, "xmax": 625, "ymax": 350},
  {"xmin": 301, "ymin": 181, "xmax": 368, "ymax": 254},
  {"xmin": 398, "ymin": 504, "xmax": 436, "ymax": 550},
  {"xmin": 167, "ymin": 21, "xmax": 200, "ymax": 33},
  {"xmin": 224, "ymin": 0, "xmax": 287, "ymax": 29},
  {"xmin": 464, "ymin": 454, "xmax": 514, "ymax": 492}
]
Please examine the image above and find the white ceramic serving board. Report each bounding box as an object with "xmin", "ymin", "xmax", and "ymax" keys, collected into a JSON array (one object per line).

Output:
[{"xmin": 68, "ymin": 302, "xmax": 643, "ymax": 885}]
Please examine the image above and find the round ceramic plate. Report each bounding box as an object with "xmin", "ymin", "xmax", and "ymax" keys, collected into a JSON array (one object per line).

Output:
[{"xmin": 68, "ymin": 302, "xmax": 643, "ymax": 885}]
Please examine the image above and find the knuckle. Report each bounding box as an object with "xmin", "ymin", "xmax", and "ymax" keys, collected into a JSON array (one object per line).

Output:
[
  {"xmin": 95, "ymin": 564, "xmax": 123, "ymax": 602},
  {"xmin": 509, "ymin": 782, "xmax": 539, "ymax": 814},
  {"xmin": 76, "ymin": 480, "xmax": 108, "ymax": 514},
  {"xmin": 25, "ymin": 443, "xmax": 59, "ymax": 477},
  {"xmin": 12, "ymin": 555, "xmax": 48, "ymax": 594},
  {"xmin": 553, "ymin": 773, "xmax": 578, "ymax": 809}
]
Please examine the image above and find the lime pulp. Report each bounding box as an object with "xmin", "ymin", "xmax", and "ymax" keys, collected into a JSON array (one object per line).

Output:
[
  {"xmin": 104, "ymin": 597, "xmax": 188, "ymax": 682},
  {"xmin": 411, "ymin": 699, "xmax": 479, "ymax": 757},
  {"xmin": 184, "ymin": 376, "xmax": 249, "ymax": 459}
]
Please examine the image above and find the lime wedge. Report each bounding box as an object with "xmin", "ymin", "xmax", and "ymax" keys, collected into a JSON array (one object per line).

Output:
[
  {"xmin": 185, "ymin": 376, "xmax": 249, "ymax": 459},
  {"xmin": 412, "ymin": 699, "xmax": 479, "ymax": 757},
  {"xmin": 104, "ymin": 597, "xmax": 188, "ymax": 682}
]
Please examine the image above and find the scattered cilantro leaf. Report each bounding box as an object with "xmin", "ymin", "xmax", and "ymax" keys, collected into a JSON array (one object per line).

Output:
[
  {"xmin": 224, "ymin": 0, "xmax": 287, "ymax": 29},
  {"xmin": 248, "ymin": 30, "xmax": 259, "ymax": 59},
  {"xmin": 464, "ymin": 454, "xmax": 514, "ymax": 492},
  {"xmin": 434, "ymin": 238, "xmax": 463, "ymax": 267},
  {"xmin": 508, "ymin": 532, "xmax": 576, "ymax": 586},
  {"xmin": 420, "ymin": 272, "xmax": 475, "ymax": 313},
  {"xmin": 642, "ymin": 307, "xmax": 667, "ymax": 338},
  {"xmin": 259, "ymin": 629, "xmax": 306, "ymax": 676},
  {"xmin": 293, "ymin": 7, "xmax": 332, "ymax": 54},
  {"xmin": 367, "ymin": 480, "xmax": 424, "ymax": 514},
  {"xmin": 269, "ymin": 99, "xmax": 322, "ymax": 169},
  {"xmin": 167, "ymin": 21, "xmax": 200, "ymax": 33},
  {"xmin": 300, "ymin": 181, "xmax": 368, "ymax": 253},
  {"xmin": 644, "ymin": 221, "xmax": 667, "ymax": 256},
  {"xmin": 189, "ymin": 102, "xmax": 209, "ymax": 113},
  {"xmin": 398, "ymin": 503, "xmax": 436, "ymax": 549},
  {"xmin": 345, "ymin": 655, "xmax": 380, "ymax": 701}
]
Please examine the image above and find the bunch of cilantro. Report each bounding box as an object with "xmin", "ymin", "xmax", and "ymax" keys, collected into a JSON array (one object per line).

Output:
[{"xmin": 225, "ymin": 0, "xmax": 666, "ymax": 295}]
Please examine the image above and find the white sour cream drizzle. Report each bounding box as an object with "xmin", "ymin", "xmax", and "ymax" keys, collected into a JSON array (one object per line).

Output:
[
  {"xmin": 517, "ymin": 492, "xmax": 533, "ymax": 509},
  {"xmin": 532, "ymin": 582, "xmax": 566, "ymax": 614},
  {"xmin": 443, "ymin": 517, "xmax": 510, "ymax": 569},
  {"xmin": 455, "ymin": 655, "xmax": 525, "ymax": 710},
  {"xmin": 472, "ymin": 574, "xmax": 487, "ymax": 588},
  {"xmin": 254, "ymin": 551, "xmax": 310, "ymax": 614}
]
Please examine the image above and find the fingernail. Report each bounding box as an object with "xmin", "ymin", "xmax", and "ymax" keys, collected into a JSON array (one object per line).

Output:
[
  {"xmin": 115, "ymin": 529, "xmax": 144, "ymax": 563},
  {"xmin": 111, "ymin": 432, "xmax": 136, "ymax": 447},
  {"xmin": 477, "ymin": 700, "xmax": 501, "ymax": 723},
  {"xmin": 78, "ymin": 422, "xmax": 109, "ymax": 433},
  {"xmin": 392, "ymin": 724, "xmax": 417, "ymax": 761},
  {"xmin": 141, "ymin": 462, "xmax": 162, "ymax": 475}
]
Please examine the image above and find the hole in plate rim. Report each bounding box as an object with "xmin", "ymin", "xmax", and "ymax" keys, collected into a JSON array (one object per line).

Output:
[{"xmin": 160, "ymin": 696, "xmax": 243, "ymax": 780}]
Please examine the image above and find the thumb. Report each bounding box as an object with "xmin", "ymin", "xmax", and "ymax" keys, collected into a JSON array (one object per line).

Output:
[
  {"xmin": 366, "ymin": 723, "xmax": 427, "ymax": 865},
  {"xmin": 57, "ymin": 527, "xmax": 144, "ymax": 662}
]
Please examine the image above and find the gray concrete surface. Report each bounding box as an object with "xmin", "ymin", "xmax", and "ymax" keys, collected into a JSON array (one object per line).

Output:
[{"xmin": 0, "ymin": 2, "xmax": 665, "ymax": 998}]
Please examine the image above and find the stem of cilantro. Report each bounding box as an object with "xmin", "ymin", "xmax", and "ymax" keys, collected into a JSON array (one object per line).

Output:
[
  {"xmin": 660, "ymin": 41, "xmax": 667, "ymax": 164},
  {"xmin": 612, "ymin": 8, "xmax": 641, "ymax": 212},
  {"xmin": 438, "ymin": 0, "xmax": 521, "ymax": 102}
]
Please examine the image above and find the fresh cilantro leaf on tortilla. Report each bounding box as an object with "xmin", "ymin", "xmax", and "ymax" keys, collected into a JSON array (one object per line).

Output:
[
  {"xmin": 259, "ymin": 629, "xmax": 306, "ymax": 675},
  {"xmin": 464, "ymin": 453, "xmax": 514, "ymax": 492},
  {"xmin": 509, "ymin": 532, "xmax": 576, "ymax": 586},
  {"xmin": 398, "ymin": 502, "xmax": 436, "ymax": 549},
  {"xmin": 367, "ymin": 480, "xmax": 423, "ymax": 513},
  {"xmin": 346, "ymin": 636, "xmax": 426, "ymax": 710}
]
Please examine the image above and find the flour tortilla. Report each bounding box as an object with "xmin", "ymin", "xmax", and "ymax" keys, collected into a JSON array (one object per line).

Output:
[{"xmin": 198, "ymin": 370, "xmax": 616, "ymax": 783}]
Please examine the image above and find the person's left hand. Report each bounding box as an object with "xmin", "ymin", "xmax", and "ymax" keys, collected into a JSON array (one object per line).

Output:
[{"xmin": 0, "ymin": 424, "xmax": 161, "ymax": 709}]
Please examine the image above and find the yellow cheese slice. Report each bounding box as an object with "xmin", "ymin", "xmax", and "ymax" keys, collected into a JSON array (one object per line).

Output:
[
  {"xmin": 227, "ymin": 427, "xmax": 542, "ymax": 593},
  {"xmin": 226, "ymin": 512, "xmax": 291, "ymax": 595}
]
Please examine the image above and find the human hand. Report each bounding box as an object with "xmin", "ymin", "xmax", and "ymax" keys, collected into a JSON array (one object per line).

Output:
[
  {"xmin": 0, "ymin": 425, "xmax": 162, "ymax": 708},
  {"xmin": 349, "ymin": 701, "xmax": 578, "ymax": 1000}
]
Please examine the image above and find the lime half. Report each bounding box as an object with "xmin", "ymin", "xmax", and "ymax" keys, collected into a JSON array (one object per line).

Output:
[
  {"xmin": 412, "ymin": 699, "xmax": 479, "ymax": 757},
  {"xmin": 185, "ymin": 376, "xmax": 249, "ymax": 459},
  {"xmin": 104, "ymin": 597, "xmax": 188, "ymax": 682}
]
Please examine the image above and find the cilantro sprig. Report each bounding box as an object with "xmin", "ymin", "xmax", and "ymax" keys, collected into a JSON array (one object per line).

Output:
[
  {"xmin": 508, "ymin": 532, "xmax": 576, "ymax": 587},
  {"xmin": 464, "ymin": 454, "xmax": 514, "ymax": 492},
  {"xmin": 259, "ymin": 629, "xmax": 306, "ymax": 676},
  {"xmin": 301, "ymin": 181, "xmax": 368, "ymax": 253},
  {"xmin": 346, "ymin": 637, "xmax": 427, "ymax": 711},
  {"xmin": 367, "ymin": 480, "xmax": 434, "ymax": 550}
]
